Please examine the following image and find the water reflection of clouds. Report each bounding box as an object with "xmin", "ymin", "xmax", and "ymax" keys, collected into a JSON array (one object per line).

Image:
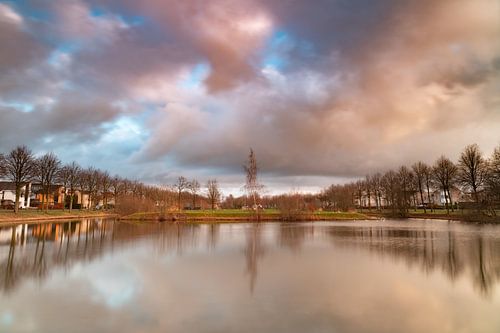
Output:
[
  {"xmin": 0, "ymin": 220, "xmax": 499, "ymax": 332},
  {"xmin": 79, "ymin": 258, "xmax": 139, "ymax": 308}
]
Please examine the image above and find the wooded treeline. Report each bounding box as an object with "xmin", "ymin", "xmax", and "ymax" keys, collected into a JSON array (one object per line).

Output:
[
  {"xmin": 319, "ymin": 144, "xmax": 500, "ymax": 216},
  {"xmin": 1, "ymin": 143, "xmax": 499, "ymax": 218},
  {"xmin": 0, "ymin": 146, "xmax": 221, "ymax": 214}
]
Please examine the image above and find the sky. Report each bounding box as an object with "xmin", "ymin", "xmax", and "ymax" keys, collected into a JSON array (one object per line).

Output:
[{"xmin": 0, "ymin": 0, "xmax": 499, "ymax": 194}]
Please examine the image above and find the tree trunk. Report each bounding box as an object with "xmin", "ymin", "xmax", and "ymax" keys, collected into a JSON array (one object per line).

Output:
[
  {"xmin": 473, "ymin": 186, "xmax": 479, "ymax": 212},
  {"xmin": 45, "ymin": 188, "xmax": 50, "ymax": 212},
  {"xmin": 447, "ymin": 188, "xmax": 454, "ymax": 212},
  {"xmin": 14, "ymin": 187, "xmax": 20, "ymax": 214},
  {"xmin": 444, "ymin": 188, "xmax": 450, "ymax": 214},
  {"xmin": 61, "ymin": 190, "xmax": 65, "ymax": 211},
  {"xmin": 419, "ymin": 185, "xmax": 426, "ymax": 214}
]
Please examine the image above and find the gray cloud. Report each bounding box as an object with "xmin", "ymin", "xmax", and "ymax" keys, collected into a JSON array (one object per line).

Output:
[{"xmin": 0, "ymin": 0, "xmax": 499, "ymax": 192}]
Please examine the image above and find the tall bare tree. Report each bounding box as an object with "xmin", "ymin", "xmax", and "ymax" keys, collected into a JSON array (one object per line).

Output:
[
  {"xmin": 433, "ymin": 156, "xmax": 458, "ymax": 214},
  {"xmin": 3, "ymin": 146, "xmax": 36, "ymax": 213},
  {"xmin": 59, "ymin": 162, "xmax": 80, "ymax": 211},
  {"xmin": 381, "ymin": 170, "xmax": 399, "ymax": 215},
  {"xmin": 188, "ymin": 179, "xmax": 200, "ymax": 209},
  {"xmin": 98, "ymin": 170, "xmax": 112, "ymax": 209},
  {"xmin": 364, "ymin": 175, "xmax": 372, "ymax": 211},
  {"xmin": 244, "ymin": 149, "xmax": 263, "ymax": 210},
  {"xmin": 111, "ymin": 175, "xmax": 123, "ymax": 207},
  {"xmin": 355, "ymin": 180, "xmax": 364, "ymax": 211},
  {"xmin": 35, "ymin": 152, "xmax": 61, "ymax": 211},
  {"xmin": 57, "ymin": 165, "xmax": 70, "ymax": 210},
  {"xmin": 422, "ymin": 163, "xmax": 434, "ymax": 212},
  {"xmin": 486, "ymin": 145, "xmax": 500, "ymax": 214},
  {"xmin": 207, "ymin": 179, "xmax": 221, "ymax": 210},
  {"xmin": 371, "ymin": 173, "xmax": 383, "ymax": 210},
  {"xmin": 398, "ymin": 166, "xmax": 412, "ymax": 213},
  {"xmin": 412, "ymin": 162, "xmax": 428, "ymax": 213},
  {"xmin": 458, "ymin": 144, "xmax": 488, "ymax": 207},
  {"xmin": 174, "ymin": 176, "xmax": 188, "ymax": 210},
  {"xmin": 0, "ymin": 153, "xmax": 6, "ymax": 178},
  {"xmin": 81, "ymin": 167, "xmax": 99, "ymax": 210}
]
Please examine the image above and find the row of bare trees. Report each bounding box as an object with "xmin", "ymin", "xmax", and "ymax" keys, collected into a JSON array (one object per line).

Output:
[
  {"xmin": 172, "ymin": 176, "xmax": 221, "ymax": 210},
  {"xmin": 321, "ymin": 144, "xmax": 500, "ymax": 216},
  {"xmin": 0, "ymin": 146, "xmax": 222, "ymax": 214}
]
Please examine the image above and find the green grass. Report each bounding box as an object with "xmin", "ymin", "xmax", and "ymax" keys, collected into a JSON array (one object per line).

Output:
[
  {"xmin": 183, "ymin": 209, "xmax": 280, "ymax": 217},
  {"xmin": 123, "ymin": 209, "xmax": 369, "ymax": 221},
  {"xmin": 312, "ymin": 211, "xmax": 369, "ymax": 219}
]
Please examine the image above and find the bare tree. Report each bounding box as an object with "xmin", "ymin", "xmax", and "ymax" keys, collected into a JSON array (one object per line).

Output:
[
  {"xmin": 111, "ymin": 175, "xmax": 123, "ymax": 207},
  {"xmin": 58, "ymin": 165, "xmax": 70, "ymax": 210},
  {"xmin": 381, "ymin": 170, "xmax": 399, "ymax": 215},
  {"xmin": 0, "ymin": 153, "xmax": 6, "ymax": 178},
  {"xmin": 244, "ymin": 148, "xmax": 263, "ymax": 210},
  {"xmin": 59, "ymin": 162, "xmax": 80, "ymax": 212},
  {"xmin": 412, "ymin": 162, "xmax": 428, "ymax": 213},
  {"xmin": 355, "ymin": 180, "xmax": 364, "ymax": 211},
  {"xmin": 207, "ymin": 179, "xmax": 221, "ymax": 210},
  {"xmin": 364, "ymin": 175, "xmax": 372, "ymax": 211},
  {"xmin": 371, "ymin": 173, "xmax": 383, "ymax": 211},
  {"xmin": 433, "ymin": 156, "xmax": 458, "ymax": 214},
  {"xmin": 98, "ymin": 170, "xmax": 112, "ymax": 209},
  {"xmin": 35, "ymin": 153, "xmax": 61, "ymax": 211},
  {"xmin": 3, "ymin": 146, "xmax": 36, "ymax": 213},
  {"xmin": 486, "ymin": 145, "xmax": 500, "ymax": 214},
  {"xmin": 422, "ymin": 163, "xmax": 434, "ymax": 212},
  {"xmin": 174, "ymin": 176, "xmax": 188, "ymax": 210},
  {"xmin": 81, "ymin": 167, "xmax": 99, "ymax": 210},
  {"xmin": 398, "ymin": 166, "xmax": 412, "ymax": 213},
  {"xmin": 188, "ymin": 179, "xmax": 200, "ymax": 209},
  {"xmin": 458, "ymin": 144, "xmax": 488, "ymax": 208}
]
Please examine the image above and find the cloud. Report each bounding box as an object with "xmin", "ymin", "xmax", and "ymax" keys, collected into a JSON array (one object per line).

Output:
[{"xmin": 0, "ymin": 0, "xmax": 499, "ymax": 191}]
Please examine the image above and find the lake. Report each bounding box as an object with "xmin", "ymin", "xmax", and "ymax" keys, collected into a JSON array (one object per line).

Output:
[{"xmin": 1, "ymin": 219, "xmax": 499, "ymax": 333}]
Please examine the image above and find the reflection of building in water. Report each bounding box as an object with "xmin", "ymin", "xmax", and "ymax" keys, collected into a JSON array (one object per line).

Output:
[
  {"xmin": 324, "ymin": 225, "xmax": 500, "ymax": 297},
  {"xmin": 0, "ymin": 220, "xmax": 203, "ymax": 294}
]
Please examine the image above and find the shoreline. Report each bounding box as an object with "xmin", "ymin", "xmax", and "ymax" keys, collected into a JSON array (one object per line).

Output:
[
  {"xmin": 2, "ymin": 209, "xmax": 497, "ymax": 226},
  {"xmin": 365, "ymin": 211, "xmax": 500, "ymax": 224},
  {"xmin": 119, "ymin": 211, "xmax": 376, "ymax": 223},
  {"xmin": 0, "ymin": 212, "xmax": 118, "ymax": 226}
]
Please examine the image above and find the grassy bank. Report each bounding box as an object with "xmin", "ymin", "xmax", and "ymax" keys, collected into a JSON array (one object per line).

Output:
[
  {"xmin": 0, "ymin": 210, "xmax": 118, "ymax": 225},
  {"xmin": 121, "ymin": 209, "xmax": 371, "ymax": 222}
]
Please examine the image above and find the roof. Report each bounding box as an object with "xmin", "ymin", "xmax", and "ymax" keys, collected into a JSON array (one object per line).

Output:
[
  {"xmin": 32, "ymin": 184, "xmax": 64, "ymax": 194},
  {"xmin": 0, "ymin": 181, "xmax": 29, "ymax": 191}
]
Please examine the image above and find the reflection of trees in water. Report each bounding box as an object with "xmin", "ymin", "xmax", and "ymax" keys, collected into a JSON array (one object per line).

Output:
[
  {"xmin": 207, "ymin": 224, "xmax": 219, "ymax": 250},
  {"xmin": 471, "ymin": 235, "xmax": 500, "ymax": 296},
  {"xmin": 244, "ymin": 223, "xmax": 265, "ymax": 293},
  {"xmin": 277, "ymin": 222, "xmax": 315, "ymax": 253},
  {"xmin": 0, "ymin": 220, "xmax": 204, "ymax": 294},
  {"xmin": 325, "ymin": 226, "xmax": 500, "ymax": 297}
]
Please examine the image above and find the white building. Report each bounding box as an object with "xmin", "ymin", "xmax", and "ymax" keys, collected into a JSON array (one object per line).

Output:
[{"xmin": 0, "ymin": 181, "xmax": 31, "ymax": 209}]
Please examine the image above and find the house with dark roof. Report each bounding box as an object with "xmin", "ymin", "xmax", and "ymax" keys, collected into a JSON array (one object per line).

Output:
[{"xmin": 0, "ymin": 181, "xmax": 31, "ymax": 209}]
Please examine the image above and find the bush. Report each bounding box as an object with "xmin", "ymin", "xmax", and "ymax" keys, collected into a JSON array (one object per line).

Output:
[{"xmin": 115, "ymin": 195, "xmax": 157, "ymax": 216}]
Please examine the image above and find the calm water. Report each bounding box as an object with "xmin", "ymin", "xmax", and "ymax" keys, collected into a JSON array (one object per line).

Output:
[{"xmin": 1, "ymin": 219, "xmax": 500, "ymax": 333}]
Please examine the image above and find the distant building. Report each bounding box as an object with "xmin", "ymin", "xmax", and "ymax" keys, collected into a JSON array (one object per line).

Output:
[
  {"xmin": 30, "ymin": 183, "xmax": 65, "ymax": 208},
  {"xmin": 0, "ymin": 181, "xmax": 31, "ymax": 209}
]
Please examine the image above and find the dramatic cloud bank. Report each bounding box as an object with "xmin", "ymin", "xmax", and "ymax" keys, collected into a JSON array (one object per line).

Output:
[{"xmin": 1, "ymin": 0, "xmax": 499, "ymax": 192}]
